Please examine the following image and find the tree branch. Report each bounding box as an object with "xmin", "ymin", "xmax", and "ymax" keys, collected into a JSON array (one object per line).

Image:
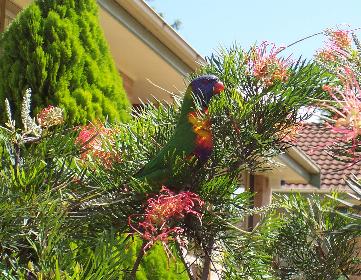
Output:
[
  {"xmin": 175, "ymin": 241, "xmax": 196, "ymax": 280},
  {"xmin": 200, "ymin": 236, "xmax": 214, "ymax": 280},
  {"xmin": 129, "ymin": 240, "xmax": 147, "ymax": 280}
]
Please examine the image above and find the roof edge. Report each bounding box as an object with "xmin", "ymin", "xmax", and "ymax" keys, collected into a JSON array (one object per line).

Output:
[
  {"xmin": 114, "ymin": 0, "xmax": 206, "ymax": 71},
  {"xmin": 287, "ymin": 146, "xmax": 320, "ymax": 174},
  {"xmin": 278, "ymin": 152, "xmax": 321, "ymax": 188},
  {"xmin": 273, "ymin": 188, "xmax": 338, "ymax": 194}
]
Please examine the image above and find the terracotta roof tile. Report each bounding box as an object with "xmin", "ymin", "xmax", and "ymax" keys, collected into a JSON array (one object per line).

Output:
[{"xmin": 284, "ymin": 123, "xmax": 361, "ymax": 191}]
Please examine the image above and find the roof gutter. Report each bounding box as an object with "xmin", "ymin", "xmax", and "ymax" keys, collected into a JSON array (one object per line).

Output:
[
  {"xmin": 273, "ymin": 188, "xmax": 337, "ymax": 194},
  {"xmin": 287, "ymin": 146, "xmax": 320, "ymax": 174},
  {"xmin": 112, "ymin": 0, "xmax": 205, "ymax": 71},
  {"xmin": 279, "ymin": 147, "xmax": 321, "ymax": 187}
]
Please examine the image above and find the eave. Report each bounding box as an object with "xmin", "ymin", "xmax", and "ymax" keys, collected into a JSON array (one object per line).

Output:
[{"xmin": 102, "ymin": 0, "xmax": 205, "ymax": 75}]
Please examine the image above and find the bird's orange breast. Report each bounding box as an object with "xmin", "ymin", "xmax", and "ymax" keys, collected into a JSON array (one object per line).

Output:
[{"xmin": 187, "ymin": 111, "xmax": 213, "ymax": 161}]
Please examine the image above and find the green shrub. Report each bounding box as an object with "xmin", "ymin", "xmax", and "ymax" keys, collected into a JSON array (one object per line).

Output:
[
  {"xmin": 273, "ymin": 194, "xmax": 361, "ymax": 279},
  {"xmin": 0, "ymin": 0, "xmax": 130, "ymax": 124},
  {"xmin": 119, "ymin": 237, "xmax": 189, "ymax": 280}
]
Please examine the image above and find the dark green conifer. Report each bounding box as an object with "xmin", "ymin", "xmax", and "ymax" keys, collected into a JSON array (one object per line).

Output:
[{"xmin": 0, "ymin": 0, "xmax": 130, "ymax": 124}]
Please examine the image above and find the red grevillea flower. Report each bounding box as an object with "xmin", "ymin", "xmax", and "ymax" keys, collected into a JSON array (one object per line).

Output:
[
  {"xmin": 129, "ymin": 187, "xmax": 204, "ymax": 251},
  {"xmin": 75, "ymin": 123, "xmax": 120, "ymax": 168},
  {"xmin": 322, "ymin": 68, "xmax": 361, "ymax": 155},
  {"xmin": 37, "ymin": 105, "xmax": 64, "ymax": 128},
  {"xmin": 248, "ymin": 41, "xmax": 291, "ymax": 87}
]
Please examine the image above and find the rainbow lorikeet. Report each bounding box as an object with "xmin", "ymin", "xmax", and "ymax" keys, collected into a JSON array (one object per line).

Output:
[{"xmin": 135, "ymin": 75, "xmax": 224, "ymax": 187}]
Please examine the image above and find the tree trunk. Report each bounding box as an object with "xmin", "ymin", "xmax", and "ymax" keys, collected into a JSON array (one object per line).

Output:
[
  {"xmin": 200, "ymin": 237, "xmax": 214, "ymax": 280},
  {"xmin": 248, "ymin": 173, "xmax": 255, "ymax": 230}
]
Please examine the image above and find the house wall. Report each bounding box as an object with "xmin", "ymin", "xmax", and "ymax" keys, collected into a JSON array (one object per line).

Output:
[
  {"xmin": 0, "ymin": 0, "xmax": 5, "ymax": 32},
  {"xmin": 98, "ymin": 3, "xmax": 187, "ymax": 104},
  {"xmin": 1, "ymin": 1, "xmax": 20, "ymax": 32},
  {"xmin": 252, "ymin": 175, "xmax": 272, "ymax": 227}
]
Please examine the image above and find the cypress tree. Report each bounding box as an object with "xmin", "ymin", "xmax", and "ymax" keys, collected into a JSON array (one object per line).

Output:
[{"xmin": 0, "ymin": 0, "xmax": 130, "ymax": 124}]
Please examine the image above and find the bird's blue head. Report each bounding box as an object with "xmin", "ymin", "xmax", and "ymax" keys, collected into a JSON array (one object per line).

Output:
[{"xmin": 190, "ymin": 75, "xmax": 224, "ymax": 109}]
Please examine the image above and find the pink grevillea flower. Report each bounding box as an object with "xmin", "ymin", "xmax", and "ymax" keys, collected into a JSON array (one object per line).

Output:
[
  {"xmin": 322, "ymin": 68, "xmax": 361, "ymax": 155},
  {"xmin": 329, "ymin": 29, "xmax": 352, "ymax": 50},
  {"xmin": 317, "ymin": 49, "xmax": 337, "ymax": 62},
  {"xmin": 276, "ymin": 122, "xmax": 304, "ymax": 143},
  {"xmin": 75, "ymin": 123, "xmax": 120, "ymax": 168},
  {"xmin": 129, "ymin": 187, "xmax": 204, "ymax": 251},
  {"xmin": 37, "ymin": 105, "xmax": 64, "ymax": 128},
  {"xmin": 316, "ymin": 29, "xmax": 352, "ymax": 62},
  {"xmin": 248, "ymin": 41, "xmax": 291, "ymax": 87}
]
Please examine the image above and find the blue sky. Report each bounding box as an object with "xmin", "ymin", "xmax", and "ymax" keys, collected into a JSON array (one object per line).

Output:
[{"xmin": 149, "ymin": 1, "xmax": 361, "ymax": 60}]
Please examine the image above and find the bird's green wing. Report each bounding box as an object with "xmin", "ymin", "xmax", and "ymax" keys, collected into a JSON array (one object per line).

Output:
[
  {"xmin": 135, "ymin": 120, "xmax": 196, "ymax": 184},
  {"xmin": 134, "ymin": 87, "xmax": 198, "ymax": 185}
]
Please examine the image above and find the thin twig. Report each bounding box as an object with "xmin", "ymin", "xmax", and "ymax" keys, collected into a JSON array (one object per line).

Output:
[
  {"xmin": 278, "ymin": 27, "xmax": 361, "ymax": 55},
  {"xmin": 280, "ymin": 31, "xmax": 324, "ymax": 54},
  {"xmin": 14, "ymin": 142, "xmax": 21, "ymax": 174},
  {"xmin": 175, "ymin": 242, "xmax": 195, "ymax": 280},
  {"xmin": 208, "ymin": 209, "xmax": 251, "ymax": 235},
  {"xmin": 146, "ymin": 78, "xmax": 180, "ymax": 100},
  {"xmin": 129, "ymin": 240, "xmax": 147, "ymax": 280}
]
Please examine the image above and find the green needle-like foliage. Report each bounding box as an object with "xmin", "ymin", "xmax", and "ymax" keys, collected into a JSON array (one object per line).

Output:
[
  {"xmin": 273, "ymin": 194, "xmax": 361, "ymax": 280},
  {"xmin": 0, "ymin": 113, "xmax": 186, "ymax": 279},
  {"xmin": 71, "ymin": 45, "xmax": 334, "ymax": 279},
  {"xmin": 1, "ymin": 42, "xmax": 359, "ymax": 279},
  {"xmin": 193, "ymin": 45, "xmax": 330, "ymax": 174},
  {"xmin": 0, "ymin": 125, "xmax": 80, "ymax": 278},
  {"xmin": 0, "ymin": 0, "xmax": 130, "ymax": 124}
]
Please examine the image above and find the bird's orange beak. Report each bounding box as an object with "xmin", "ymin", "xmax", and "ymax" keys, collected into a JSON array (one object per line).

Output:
[{"xmin": 213, "ymin": 81, "xmax": 225, "ymax": 94}]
